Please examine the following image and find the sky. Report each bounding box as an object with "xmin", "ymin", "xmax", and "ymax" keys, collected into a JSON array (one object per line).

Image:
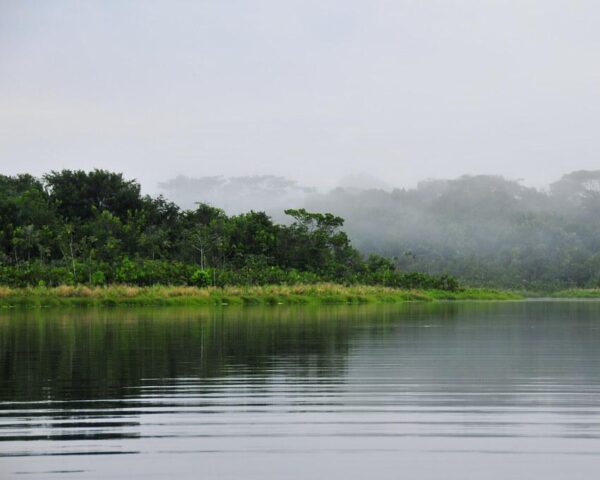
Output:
[{"xmin": 1, "ymin": 0, "xmax": 599, "ymax": 193}]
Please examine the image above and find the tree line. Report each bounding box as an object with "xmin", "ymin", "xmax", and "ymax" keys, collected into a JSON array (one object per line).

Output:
[
  {"xmin": 303, "ymin": 171, "xmax": 600, "ymax": 289},
  {"xmin": 0, "ymin": 170, "xmax": 457, "ymax": 290}
]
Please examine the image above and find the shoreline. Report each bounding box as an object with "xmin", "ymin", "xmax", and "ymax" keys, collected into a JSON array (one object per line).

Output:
[
  {"xmin": 551, "ymin": 289, "xmax": 600, "ymax": 299},
  {"xmin": 0, "ymin": 284, "xmax": 523, "ymax": 308}
]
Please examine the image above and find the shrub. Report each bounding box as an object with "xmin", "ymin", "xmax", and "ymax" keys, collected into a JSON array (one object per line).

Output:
[{"xmin": 190, "ymin": 269, "xmax": 210, "ymax": 287}]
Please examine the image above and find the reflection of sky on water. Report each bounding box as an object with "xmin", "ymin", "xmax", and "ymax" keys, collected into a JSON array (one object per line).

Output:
[{"xmin": 2, "ymin": 302, "xmax": 600, "ymax": 479}]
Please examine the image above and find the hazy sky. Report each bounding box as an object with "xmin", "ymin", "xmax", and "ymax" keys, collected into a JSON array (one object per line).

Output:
[{"xmin": 1, "ymin": 0, "xmax": 599, "ymax": 192}]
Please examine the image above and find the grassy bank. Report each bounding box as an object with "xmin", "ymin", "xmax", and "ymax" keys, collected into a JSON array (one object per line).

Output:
[
  {"xmin": 552, "ymin": 289, "xmax": 600, "ymax": 298},
  {"xmin": 0, "ymin": 284, "xmax": 523, "ymax": 308}
]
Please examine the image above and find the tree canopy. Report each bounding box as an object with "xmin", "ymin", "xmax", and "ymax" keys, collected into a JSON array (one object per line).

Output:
[
  {"xmin": 304, "ymin": 171, "xmax": 600, "ymax": 289},
  {"xmin": 0, "ymin": 169, "xmax": 456, "ymax": 290}
]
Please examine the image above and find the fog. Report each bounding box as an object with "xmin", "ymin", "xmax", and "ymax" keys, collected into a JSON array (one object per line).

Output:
[
  {"xmin": 159, "ymin": 175, "xmax": 314, "ymax": 218},
  {"xmin": 301, "ymin": 170, "xmax": 600, "ymax": 288},
  {"xmin": 2, "ymin": 1, "xmax": 600, "ymax": 191},
  {"xmin": 158, "ymin": 169, "xmax": 600, "ymax": 288}
]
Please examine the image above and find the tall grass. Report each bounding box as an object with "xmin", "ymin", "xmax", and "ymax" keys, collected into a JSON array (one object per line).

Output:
[
  {"xmin": 0, "ymin": 284, "xmax": 522, "ymax": 308},
  {"xmin": 552, "ymin": 289, "xmax": 600, "ymax": 298}
]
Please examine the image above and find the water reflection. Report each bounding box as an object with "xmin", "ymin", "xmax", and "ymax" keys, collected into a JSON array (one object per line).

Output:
[{"xmin": 2, "ymin": 302, "xmax": 600, "ymax": 479}]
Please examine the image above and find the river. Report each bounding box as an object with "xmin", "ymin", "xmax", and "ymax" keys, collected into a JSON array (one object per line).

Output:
[{"xmin": 1, "ymin": 301, "xmax": 600, "ymax": 479}]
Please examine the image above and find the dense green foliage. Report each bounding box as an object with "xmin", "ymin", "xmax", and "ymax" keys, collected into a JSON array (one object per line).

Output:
[
  {"xmin": 305, "ymin": 171, "xmax": 600, "ymax": 290},
  {"xmin": 0, "ymin": 170, "xmax": 457, "ymax": 290}
]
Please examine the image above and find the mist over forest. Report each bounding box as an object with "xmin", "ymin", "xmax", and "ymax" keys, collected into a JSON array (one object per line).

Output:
[
  {"xmin": 162, "ymin": 170, "xmax": 600, "ymax": 289},
  {"xmin": 159, "ymin": 175, "xmax": 315, "ymax": 219}
]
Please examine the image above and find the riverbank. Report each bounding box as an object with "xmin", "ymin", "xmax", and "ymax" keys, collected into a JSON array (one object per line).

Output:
[
  {"xmin": 0, "ymin": 284, "xmax": 523, "ymax": 308},
  {"xmin": 552, "ymin": 289, "xmax": 600, "ymax": 298}
]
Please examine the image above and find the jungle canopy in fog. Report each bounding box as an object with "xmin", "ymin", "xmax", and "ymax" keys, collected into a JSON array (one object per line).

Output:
[{"xmin": 162, "ymin": 170, "xmax": 600, "ymax": 290}]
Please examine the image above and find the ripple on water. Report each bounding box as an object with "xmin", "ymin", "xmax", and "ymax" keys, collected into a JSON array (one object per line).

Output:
[{"xmin": 2, "ymin": 302, "xmax": 600, "ymax": 479}]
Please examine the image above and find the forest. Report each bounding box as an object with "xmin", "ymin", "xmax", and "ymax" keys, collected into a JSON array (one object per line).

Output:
[
  {"xmin": 304, "ymin": 171, "xmax": 600, "ymax": 289},
  {"xmin": 0, "ymin": 170, "xmax": 457, "ymax": 290},
  {"xmin": 161, "ymin": 170, "xmax": 600, "ymax": 290},
  {"xmin": 5, "ymin": 169, "xmax": 600, "ymax": 291}
]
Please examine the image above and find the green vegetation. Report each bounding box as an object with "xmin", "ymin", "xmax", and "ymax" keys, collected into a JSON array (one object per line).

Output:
[
  {"xmin": 0, "ymin": 169, "xmax": 458, "ymax": 292},
  {"xmin": 4, "ymin": 169, "xmax": 595, "ymax": 299},
  {"xmin": 305, "ymin": 170, "xmax": 600, "ymax": 290},
  {"xmin": 0, "ymin": 284, "xmax": 521, "ymax": 308},
  {"xmin": 552, "ymin": 289, "xmax": 600, "ymax": 298}
]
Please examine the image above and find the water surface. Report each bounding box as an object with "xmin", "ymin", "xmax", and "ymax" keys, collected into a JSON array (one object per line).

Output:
[{"xmin": 1, "ymin": 301, "xmax": 600, "ymax": 479}]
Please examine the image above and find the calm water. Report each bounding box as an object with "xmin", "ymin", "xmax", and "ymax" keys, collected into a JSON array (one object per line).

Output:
[{"xmin": 1, "ymin": 301, "xmax": 600, "ymax": 479}]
